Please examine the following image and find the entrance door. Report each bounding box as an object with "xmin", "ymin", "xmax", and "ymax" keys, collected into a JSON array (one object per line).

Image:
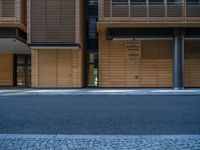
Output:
[{"xmin": 14, "ymin": 54, "xmax": 31, "ymax": 87}]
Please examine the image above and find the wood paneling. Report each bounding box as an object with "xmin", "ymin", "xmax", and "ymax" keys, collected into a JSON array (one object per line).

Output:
[
  {"xmin": 158, "ymin": 41, "xmax": 173, "ymax": 87},
  {"xmin": 141, "ymin": 41, "xmax": 173, "ymax": 87},
  {"xmin": 141, "ymin": 41, "xmax": 158, "ymax": 87},
  {"xmin": 126, "ymin": 41, "xmax": 141, "ymax": 87},
  {"xmin": 30, "ymin": 0, "xmax": 85, "ymax": 88},
  {"xmin": 99, "ymin": 29, "xmax": 142, "ymax": 87},
  {"xmin": 38, "ymin": 50, "xmax": 57, "ymax": 87},
  {"xmin": 99, "ymin": 27, "xmax": 173, "ymax": 87},
  {"xmin": 57, "ymin": 50, "xmax": 72, "ymax": 87},
  {"xmin": 0, "ymin": 53, "xmax": 13, "ymax": 86},
  {"xmin": 185, "ymin": 41, "xmax": 200, "ymax": 87},
  {"xmin": 31, "ymin": 49, "xmax": 83, "ymax": 88}
]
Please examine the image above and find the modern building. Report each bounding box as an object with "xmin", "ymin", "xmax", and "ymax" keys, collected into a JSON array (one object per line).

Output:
[
  {"xmin": 28, "ymin": 0, "xmax": 85, "ymax": 88},
  {"xmin": 0, "ymin": 0, "xmax": 28, "ymax": 87},
  {"xmin": 0, "ymin": 0, "xmax": 200, "ymax": 89},
  {"xmin": 98, "ymin": 0, "xmax": 200, "ymax": 89}
]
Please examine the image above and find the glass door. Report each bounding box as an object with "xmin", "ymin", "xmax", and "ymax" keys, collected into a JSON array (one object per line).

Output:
[{"xmin": 14, "ymin": 55, "xmax": 31, "ymax": 87}]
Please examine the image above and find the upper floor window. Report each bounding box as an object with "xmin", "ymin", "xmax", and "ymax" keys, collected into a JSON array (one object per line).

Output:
[
  {"xmin": 112, "ymin": 0, "xmax": 128, "ymax": 5},
  {"xmin": 131, "ymin": 0, "xmax": 146, "ymax": 5},
  {"xmin": 149, "ymin": 0, "xmax": 164, "ymax": 5},
  {"xmin": 88, "ymin": 0, "xmax": 98, "ymax": 5},
  {"xmin": 167, "ymin": 0, "xmax": 181, "ymax": 5},
  {"xmin": 186, "ymin": 0, "xmax": 200, "ymax": 5},
  {"xmin": 112, "ymin": 0, "xmax": 200, "ymax": 5}
]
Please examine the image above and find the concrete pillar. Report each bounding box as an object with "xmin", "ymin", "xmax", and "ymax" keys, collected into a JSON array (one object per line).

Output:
[{"xmin": 173, "ymin": 34, "xmax": 184, "ymax": 89}]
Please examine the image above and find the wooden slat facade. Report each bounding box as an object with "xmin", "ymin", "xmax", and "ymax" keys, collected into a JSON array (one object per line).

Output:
[
  {"xmin": 0, "ymin": 0, "xmax": 26, "ymax": 30},
  {"xmin": 185, "ymin": 41, "xmax": 200, "ymax": 87},
  {"xmin": 1, "ymin": 0, "xmax": 15, "ymax": 17},
  {"xmin": 30, "ymin": 0, "xmax": 85, "ymax": 88},
  {"xmin": 99, "ymin": 0, "xmax": 200, "ymax": 23},
  {"xmin": 29, "ymin": 0, "xmax": 75, "ymax": 43},
  {"xmin": 0, "ymin": 53, "xmax": 13, "ymax": 86},
  {"xmin": 31, "ymin": 49, "xmax": 83, "ymax": 88},
  {"xmin": 99, "ymin": 27, "xmax": 173, "ymax": 87},
  {"xmin": 141, "ymin": 41, "xmax": 173, "ymax": 87}
]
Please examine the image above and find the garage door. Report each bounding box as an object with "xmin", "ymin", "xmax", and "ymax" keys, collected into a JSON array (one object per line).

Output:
[
  {"xmin": 141, "ymin": 41, "xmax": 173, "ymax": 87},
  {"xmin": 185, "ymin": 41, "xmax": 200, "ymax": 87}
]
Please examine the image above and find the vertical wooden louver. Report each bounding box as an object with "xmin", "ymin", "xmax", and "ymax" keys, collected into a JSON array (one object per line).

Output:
[
  {"xmin": 0, "ymin": 0, "xmax": 15, "ymax": 17},
  {"xmin": 30, "ymin": 0, "xmax": 75, "ymax": 43}
]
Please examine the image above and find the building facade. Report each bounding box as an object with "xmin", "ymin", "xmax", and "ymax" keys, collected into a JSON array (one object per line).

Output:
[
  {"xmin": 98, "ymin": 0, "xmax": 200, "ymax": 88},
  {"xmin": 0, "ymin": 0, "xmax": 28, "ymax": 87},
  {"xmin": 28, "ymin": 0, "xmax": 85, "ymax": 88},
  {"xmin": 0, "ymin": 0, "xmax": 200, "ymax": 89}
]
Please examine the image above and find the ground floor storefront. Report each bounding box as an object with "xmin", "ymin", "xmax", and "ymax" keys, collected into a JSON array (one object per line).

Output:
[
  {"xmin": 99, "ymin": 39, "xmax": 200, "ymax": 88},
  {"xmin": 0, "ymin": 53, "xmax": 31, "ymax": 87},
  {"xmin": 0, "ymin": 28, "xmax": 200, "ymax": 88},
  {"xmin": 1, "ymin": 41, "xmax": 200, "ymax": 89},
  {"xmin": 98, "ymin": 27, "xmax": 200, "ymax": 88}
]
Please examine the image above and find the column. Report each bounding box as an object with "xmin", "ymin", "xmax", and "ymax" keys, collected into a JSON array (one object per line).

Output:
[{"xmin": 173, "ymin": 30, "xmax": 184, "ymax": 89}]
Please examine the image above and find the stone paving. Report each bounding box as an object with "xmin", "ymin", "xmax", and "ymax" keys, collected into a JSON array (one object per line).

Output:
[
  {"xmin": 1, "ymin": 88, "xmax": 200, "ymax": 96},
  {"xmin": 0, "ymin": 135, "xmax": 200, "ymax": 150}
]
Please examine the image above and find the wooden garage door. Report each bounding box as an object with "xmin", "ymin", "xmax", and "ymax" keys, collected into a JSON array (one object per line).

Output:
[
  {"xmin": 141, "ymin": 41, "xmax": 173, "ymax": 87},
  {"xmin": 57, "ymin": 50, "xmax": 72, "ymax": 87},
  {"xmin": 37, "ymin": 50, "xmax": 73, "ymax": 87},
  {"xmin": 0, "ymin": 53, "xmax": 13, "ymax": 86},
  {"xmin": 185, "ymin": 41, "xmax": 200, "ymax": 87},
  {"xmin": 39, "ymin": 50, "xmax": 57, "ymax": 87}
]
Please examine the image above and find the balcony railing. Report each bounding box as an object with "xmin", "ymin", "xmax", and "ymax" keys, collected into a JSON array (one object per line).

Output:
[{"xmin": 99, "ymin": 0, "xmax": 200, "ymax": 22}]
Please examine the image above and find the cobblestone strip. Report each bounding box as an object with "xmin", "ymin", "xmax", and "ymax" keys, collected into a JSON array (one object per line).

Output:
[{"xmin": 0, "ymin": 135, "xmax": 200, "ymax": 150}]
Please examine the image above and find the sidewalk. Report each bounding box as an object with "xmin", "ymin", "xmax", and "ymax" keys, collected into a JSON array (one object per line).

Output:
[
  {"xmin": 0, "ymin": 134, "xmax": 200, "ymax": 150},
  {"xmin": 1, "ymin": 88, "xmax": 200, "ymax": 96}
]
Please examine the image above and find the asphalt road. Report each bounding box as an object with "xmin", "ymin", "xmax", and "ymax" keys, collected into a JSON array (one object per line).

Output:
[{"xmin": 0, "ymin": 95, "xmax": 200, "ymax": 135}]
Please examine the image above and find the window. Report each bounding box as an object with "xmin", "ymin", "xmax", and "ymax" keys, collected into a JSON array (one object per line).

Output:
[
  {"xmin": 88, "ymin": 18, "xmax": 97, "ymax": 38},
  {"xmin": 186, "ymin": 0, "xmax": 200, "ymax": 5},
  {"xmin": 167, "ymin": 0, "xmax": 181, "ymax": 5},
  {"xmin": 131, "ymin": 0, "xmax": 146, "ymax": 5},
  {"xmin": 149, "ymin": 0, "xmax": 164, "ymax": 5},
  {"xmin": 112, "ymin": 0, "xmax": 128, "ymax": 5}
]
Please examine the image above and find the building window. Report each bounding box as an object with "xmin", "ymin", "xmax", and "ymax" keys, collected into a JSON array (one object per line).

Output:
[
  {"xmin": 167, "ymin": 0, "xmax": 181, "ymax": 5},
  {"xmin": 149, "ymin": 0, "xmax": 164, "ymax": 5},
  {"xmin": 186, "ymin": 0, "xmax": 200, "ymax": 5},
  {"xmin": 131, "ymin": 0, "xmax": 146, "ymax": 5},
  {"xmin": 88, "ymin": 0, "xmax": 98, "ymax": 5},
  {"xmin": 88, "ymin": 18, "xmax": 97, "ymax": 38},
  {"xmin": 112, "ymin": 0, "xmax": 128, "ymax": 5}
]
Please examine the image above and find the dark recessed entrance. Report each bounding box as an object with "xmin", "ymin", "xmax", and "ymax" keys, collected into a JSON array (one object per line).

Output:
[
  {"xmin": 87, "ymin": 53, "xmax": 98, "ymax": 87},
  {"xmin": 14, "ymin": 54, "xmax": 31, "ymax": 87}
]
